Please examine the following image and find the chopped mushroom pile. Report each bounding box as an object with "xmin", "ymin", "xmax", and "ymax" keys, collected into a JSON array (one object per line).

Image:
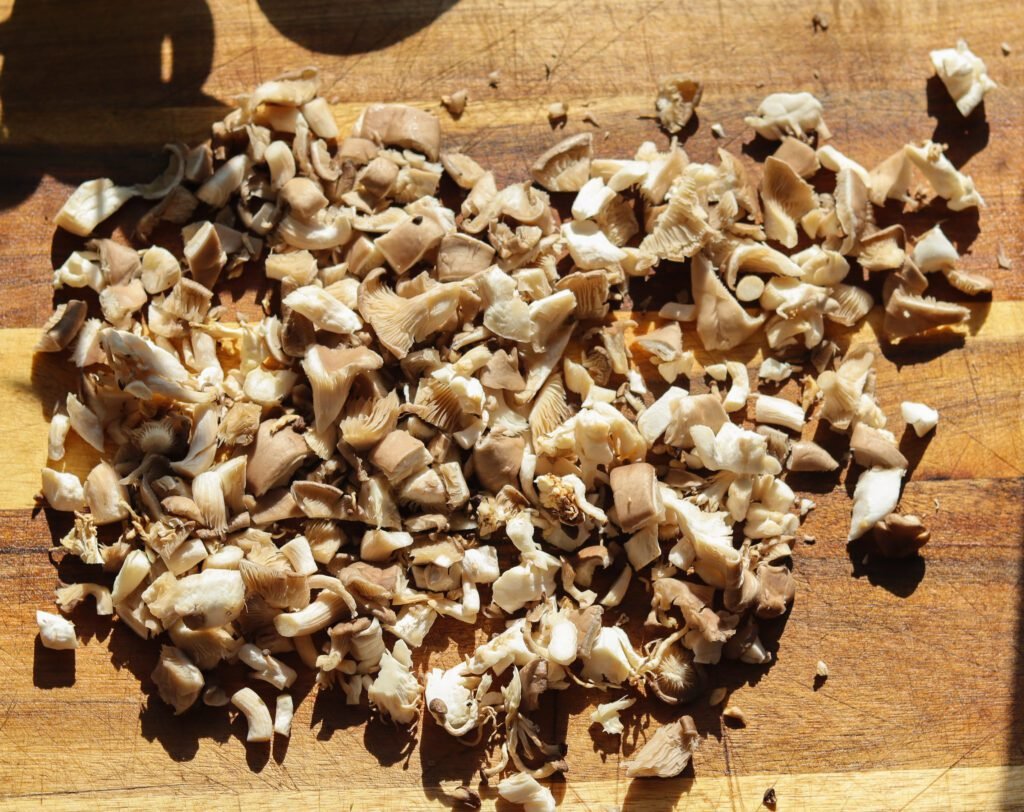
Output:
[{"xmin": 35, "ymin": 62, "xmax": 987, "ymax": 799}]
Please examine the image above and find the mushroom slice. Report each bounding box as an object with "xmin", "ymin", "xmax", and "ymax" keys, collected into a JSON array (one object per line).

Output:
[
  {"xmin": 173, "ymin": 569, "xmax": 246, "ymax": 629},
  {"xmin": 375, "ymin": 212, "xmax": 448, "ymax": 275},
  {"xmin": 754, "ymin": 395, "xmax": 806, "ymax": 432},
  {"xmin": 302, "ymin": 345, "xmax": 383, "ymax": 432},
  {"xmin": 901, "ymin": 401, "xmax": 939, "ymax": 437},
  {"xmin": 760, "ymin": 156, "xmax": 816, "ymax": 248},
  {"xmin": 638, "ymin": 177, "xmax": 715, "ymax": 265},
  {"xmin": 562, "ymin": 220, "xmax": 627, "ymax": 270},
  {"xmin": 827, "ymin": 284, "xmax": 873, "ymax": 327},
  {"xmin": 497, "ymin": 772, "xmax": 556, "ymax": 812},
  {"xmin": 655, "ymin": 74, "xmax": 703, "ymax": 134},
  {"xmin": 246, "ymin": 419, "xmax": 311, "ymax": 497},
  {"xmin": 440, "ymin": 152, "xmax": 486, "ymax": 189},
  {"xmin": 722, "ymin": 242, "xmax": 802, "ymax": 289},
  {"xmin": 905, "ymin": 141, "xmax": 983, "ymax": 211},
  {"xmin": 40, "ymin": 468, "xmax": 87, "ymax": 512},
  {"xmin": 868, "ymin": 147, "xmax": 915, "ymax": 207},
  {"xmin": 623, "ymin": 716, "xmax": 700, "ymax": 778},
  {"xmin": 691, "ymin": 253, "xmax": 764, "ymax": 351},
  {"xmin": 530, "ymin": 133, "xmax": 592, "ymax": 192},
  {"xmin": 357, "ymin": 268, "xmax": 462, "ymax": 359},
  {"xmin": 36, "ymin": 610, "xmax": 77, "ymax": 650},
  {"xmin": 930, "ymin": 39, "xmax": 997, "ymax": 117},
  {"xmin": 367, "ymin": 639, "xmax": 421, "ymax": 724},
  {"xmin": 911, "ymin": 225, "xmax": 959, "ymax": 273},
  {"xmin": 354, "ymin": 104, "xmax": 442, "ymax": 161},
  {"xmin": 36, "ymin": 300, "xmax": 87, "ymax": 352},
  {"xmin": 944, "ymin": 267, "xmax": 993, "ymax": 296},
  {"xmin": 610, "ymin": 462, "xmax": 663, "ymax": 533},
  {"xmin": 874, "ymin": 513, "xmax": 930, "ymax": 558},
  {"xmin": 786, "ymin": 440, "xmax": 839, "ymax": 472},
  {"xmin": 231, "ymin": 687, "xmax": 273, "ymax": 743},
  {"xmin": 473, "ymin": 434, "xmax": 525, "ymax": 493},
  {"xmin": 745, "ymin": 92, "xmax": 830, "ymax": 141},
  {"xmin": 849, "ymin": 467, "xmax": 905, "ymax": 541},
  {"xmin": 882, "ymin": 261, "xmax": 970, "ymax": 341},
  {"xmin": 152, "ymin": 645, "xmax": 204, "ymax": 714},
  {"xmin": 773, "ymin": 136, "xmax": 820, "ymax": 178},
  {"xmin": 437, "ymin": 233, "xmax": 495, "ymax": 281},
  {"xmin": 850, "ymin": 423, "xmax": 909, "ymax": 469},
  {"xmin": 341, "ymin": 391, "xmax": 400, "ymax": 451},
  {"xmin": 55, "ymin": 178, "xmax": 137, "ymax": 236},
  {"xmin": 368, "ymin": 430, "xmax": 432, "ymax": 484},
  {"xmin": 182, "ymin": 222, "xmax": 226, "ymax": 290},
  {"xmin": 856, "ymin": 225, "xmax": 906, "ymax": 272},
  {"xmin": 833, "ymin": 166, "xmax": 871, "ymax": 255},
  {"xmin": 283, "ymin": 285, "xmax": 362, "ymax": 334}
]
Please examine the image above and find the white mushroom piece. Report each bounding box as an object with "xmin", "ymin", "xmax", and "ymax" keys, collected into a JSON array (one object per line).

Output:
[
  {"xmin": 849, "ymin": 467, "xmax": 906, "ymax": 541},
  {"xmin": 930, "ymin": 39, "xmax": 997, "ymax": 117},
  {"xmin": 530, "ymin": 133, "xmax": 592, "ymax": 192},
  {"xmin": 231, "ymin": 687, "xmax": 273, "ymax": 742},
  {"xmin": 655, "ymin": 75, "xmax": 703, "ymax": 134},
  {"xmin": 901, "ymin": 401, "xmax": 939, "ymax": 437},
  {"xmin": 497, "ymin": 772, "xmax": 556, "ymax": 812},
  {"xmin": 36, "ymin": 610, "xmax": 77, "ymax": 650},
  {"xmin": 151, "ymin": 645, "xmax": 204, "ymax": 714},
  {"xmin": 745, "ymin": 92, "xmax": 831, "ymax": 141}
]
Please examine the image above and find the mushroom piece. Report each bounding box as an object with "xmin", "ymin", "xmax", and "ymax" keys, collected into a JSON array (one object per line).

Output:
[
  {"xmin": 55, "ymin": 178, "xmax": 137, "ymax": 236},
  {"xmin": 691, "ymin": 253, "xmax": 764, "ymax": 351},
  {"xmin": 530, "ymin": 133, "xmax": 593, "ymax": 192},
  {"xmin": 151, "ymin": 645, "xmax": 204, "ymax": 714},
  {"xmin": 437, "ymin": 233, "xmax": 495, "ymax": 281},
  {"xmin": 375, "ymin": 212, "xmax": 447, "ymax": 275},
  {"xmin": 610, "ymin": 462, "xmax": 663, "ymax": 533},
  {"xmin": 623, "ymin": 716, "xmax": 700, "ymax": 778},
  {"xmin": 904, "ymin": 141, "xmax": 983, "ymax": 211},
  {"xmin": 883, "ymin": 261, "xmax": 970, "ymax": 341},
  {"xmin": 357, "ymin": 268, "xmax": 462, "ymax": 359},
  {"xmin": 354, "ymin": 104, "xmax": 442, "ymax": 161},
  {"xmin": 173, "ymin": 569, "xmax": 246, "ymax": 629},
  {"xmin": 473, "ymin": 434, "xmax": 525, "ymax": 493},
  {"xmin": 302, "ymin": 345, "xmax": 383, "ymax": 432},
  {"xmin": 773, "ymin": 136, "xmax": 820, "ymax": 178},
  {"xmin": 655, "ymin": 74, "xmax": 703, "ymax": 134},
  {"xmin": 274, "ymin": 694, "xmax": 294, "ymax": 737},
  {"xmin": 745, "ymin": 92, "xmax": 831, "ymax": 141},
  {"xmin": 930, "ymin": 39, "xmax": 997, "ymax": 117},
  {"xmin": 786, "ymin": 440, "xmax": 839, "ymax": 472},
  {"xmin": 40, "ymin": 468, "xmax": 87, "ymax": 512},
  {"xmin": 901, "ymin": 401, "xmax": 939, "ymax": 437},
  {"xmin": 246, "ymin": 420, "xmax": 311, "ymax": 497},
  {"xmin": 367, "ymin": 639, "xmax": 421, "ymax": 724},
  {"xmin": 497, "ymin": 773, "xmax": 556, "ymax": 812},
  {"xmin": 36, "ymin": 610, "xmax": 77, "ymax": 650},
  {"xmin": 36, "ymin": 300, "xmax": 88, "ymax": 352},
  {"xmin": 84, "ymin": 461, "xmax": 130, "ymax": 524},
  {"xmin": 231, "ymin": 687, "xmax": 274, "ymax": 743},
  {"xmin": 760, "ymin": 157, "xmax": 816, "ymax": 248},
  {"xmin": 754, "ymin": 395, "xmax": 806, "ymax": 433},
  {"xmin": 873, "ymin": 513, "xmax": 930, "ymax": 558},
  {"xmin": 282, "ymin": 285, "xmax": 362, "ymax": 334},
  {"xmin": 848, "ymin": 467, "xmax": 905, "ymax": 541},
  {"xmin": 369, "ymin": 430, "xmax": 432, "ymax": 484}
]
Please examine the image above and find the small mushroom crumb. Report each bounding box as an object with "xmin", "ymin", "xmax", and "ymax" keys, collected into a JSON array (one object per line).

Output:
[
  {"xmin": 547, "ymin": 101, "xmax": 568, "ymax": 127},
  {"xmin": 997, "ymin": 244, "xmax": 1012, "ymax": 269},
  {"xmin": 1001, "ymin": 42, "xmax": 1012, "ymax": 56},
  {"xmin": 711, "ymin": 123, "xmax": 726, "ymax": 138},
  {"xmin": 811, "ymin": 12, "xmax": 829, "ymax": 31},
  {"xmin": 655, "ymin": 74, "xmax": 703, "ymax": 134},
  {"xmin": 441, "ymin": 90, "xmax": 468, "ymax": 119},
  {"xmin": 722, "ymin": 705, "xmax": 747, "ymax": 726},
  {"xmin": 816, "ymin": 660, "xmax": 829, "ymax": 679},
  {"xmin": 763, "ymin": 786, "xmax": 778, "ymax": 809},
  {"xmin": 487, "ymin": 70, "xmax": 500, "ymax": 88}
]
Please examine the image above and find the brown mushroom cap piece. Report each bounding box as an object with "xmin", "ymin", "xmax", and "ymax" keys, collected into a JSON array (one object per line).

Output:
[
  {"xmin": 246, "ymin": 419, "xmax": 312, "ymax": 497},
  {"xmin": 368, "ymin": 429, "xmax": 432, "ymax": 484},
  {"xmin": 530, "ymin": 133, "xmax": 593, "ymax": 192},
  {"xmin": 480, "ymin": 349, "xmax": 525, "ymax": 392},
  {"xmin": 354, "ymin": 104, "xmax": 442, "ymax": 162},
  {"xmin": 472, "ymin": 434, "xmax": 525, "ymax": 493},
  {"xmin": 786, "ymin": 440, "xmax": 839, "ymax": 472},
  {"xmin": 873, "ymin": 513, "xmax": 930, "ymax": 558},
  {"xmin": 849, "ymin": 423, "xmax": 909, "ymax": 470},
  {"xmin": 610, "ymin": 462, "xmax": 663, "ymax": 533},
  {"xmin": 754, "ymin": 563, "xmax": 795, "ymax": 618},
  {"xmin": 36, "ymin": 300, "xmax": 88, "ymax": 352}
]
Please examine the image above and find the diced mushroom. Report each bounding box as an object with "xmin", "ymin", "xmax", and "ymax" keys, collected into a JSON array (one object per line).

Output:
[{"xmin": 623, "ymin": 716, "xmax": 700, "ymax": 778}]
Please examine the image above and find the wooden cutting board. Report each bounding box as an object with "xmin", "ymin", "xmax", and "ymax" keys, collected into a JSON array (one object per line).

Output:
[{"xmin": 1, "ymin": 0, "xmax": 1023, "ymax": 809}]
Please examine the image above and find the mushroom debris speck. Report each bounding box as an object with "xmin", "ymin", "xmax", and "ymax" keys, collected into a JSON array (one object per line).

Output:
[{"xmin": 34, "ymin": 61, "xmax": 992, "ymax": 799}]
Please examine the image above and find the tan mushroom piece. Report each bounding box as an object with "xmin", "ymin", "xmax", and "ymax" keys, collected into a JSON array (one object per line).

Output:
[
  {"xmin": 246, "ymin": 420, "xmax": 312, "ymax": 497},
  {"xmin": 368, "ymin": 430, "xmax": 432, "ymax": 484},
  {"xmin": 655, "ymin": 75, "xmax": 703, "ymax": 134},
  {"xmin": 151, "ymin": 645, "xmax": 204, "ymax": 714},
  {"xmin": 787, "ymin": 440, "xmax": 839, "ymax": 472},
  {"xmin": 231, "ymin": 687, "xmax": 274, "ymax": 743},
  {"xmin": 610, "ymin": 462, "xmax": 662, "ymax": 533},
  {"xmin": 691, "ymin": 252, "xmax": 765, "ymax": 351},
  {"xmin": 354, "ymin": 104, "xmax": 442, "ymax": 161},
  {"xmin": 850, "ymin": 423, "xmax": 909, "ymax": 469},
  {"xmin": 530, "ymin": 133, "xmax": 593, "ymax": 192},
  {"xmin": 375, "ymin": 212, "xmax": 447, "ymax": 275},
  {"xmin": 623, "ymin": 716, "xmax": 701, "ymax": 778},
  {"xmin": 882, "ymin": 261, "xmax": 970, "ymax": 342},
  {"xmin": 357, "ymin": 268, "xmax": 462, "ymax": 359},
  {"xmin": 745, "ymin": 92, "xmax": 831, "ymax": 141},
  {"xmin": 874, "ymin": 513, "xmax": 930, "ymax": 558},
  {"xmin": 760, "ymin": 156, "xmax": 816, "ymax": 248}
]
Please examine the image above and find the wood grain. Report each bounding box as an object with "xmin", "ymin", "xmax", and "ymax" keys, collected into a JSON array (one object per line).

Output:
[{"xmin": 1, "ymin": 0, "xmax": 1023, "ymax": 809}]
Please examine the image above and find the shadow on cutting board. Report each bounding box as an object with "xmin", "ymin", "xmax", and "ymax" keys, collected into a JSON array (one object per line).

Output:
[
  {"xmin": 256, "ymin": 0, "xmax": 460, "ymax": 56},
  {"xmin": 0, "ymin": 0, "xmax": 226, "ymax": 210}
]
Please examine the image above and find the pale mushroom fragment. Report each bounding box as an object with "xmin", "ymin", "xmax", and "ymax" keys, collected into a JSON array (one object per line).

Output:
[
  {"xmin": 36, "ymin": 610, "xmax": 77, "ymax": 650},
  {"xmin": 497, "ymin": 773, "xmax": 556, "ymax": 812},
  {"xmin": 623, "ymin": 716, "xmax": 700, "ymax": 778},
  {"xmin": 655, "ymin": 75, "xmax": 703, "ymax": 134},
  {"xmin": 873, "ymin": 513, "xmax": 930, "ymax": 558},
  {"xmin": 55, "ymin": 178, "xmax": 137, "ymax": 236},
  {"xmin": 745, "ymin": 92, "xmax": 831, "ymax": 141},
  {"xmin": 849, "ymin": 467, "xmax": 905, "ymax": 541},
  {"xmin": 530, "ymin": 133, "xmax": 592, "ymax": 192},
  {"xmin": 760, "ymin": 157, "xmax": 816, "ymax": 248},
  {"xmin": 901, "ymin": 401, "xmax": 939, "ymax": 437},
  {"xmin": 231, "ymin": 687, "xmax": 274, "ymax": 743},
  {"xmin": 786, "ymin": 440, "xmax": 839, "ymax": 472},
  {"xmin": 152, "ymin": 645, "xmax": 204, "ymax": 714},
  {"xmin": 905, "ymin": 141, "xmax": 983, "ymax": 211},
  {"xmin": 691, "ymin": 253, "xmax": 764, "ymax": 351},
  {"xmin": 355, "ymin": 104, "xmax": 442, "ymax": 161},
  {"xmin": 930, "ymin": 39, "xmax": 997, "ymax": 117}
]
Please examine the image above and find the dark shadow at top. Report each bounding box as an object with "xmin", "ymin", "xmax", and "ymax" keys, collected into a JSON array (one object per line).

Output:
[
  {"xmin": 0, "ymin": 0, "xmax": 224, "ymax": 209},
  {"xmin": 256, "ymin": 0, "xmax": 459, "ymax": 56}
]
